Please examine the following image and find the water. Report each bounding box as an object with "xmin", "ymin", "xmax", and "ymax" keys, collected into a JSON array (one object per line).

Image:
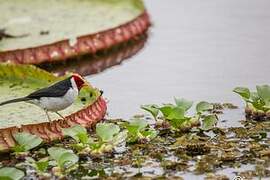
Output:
[
  {"xmin": 44, "ymin": 2, "xmax": 270, "ymax": 177},
  {"xmin": 85, "ymin": 0, "xmax": 270, "ymax": 121}
]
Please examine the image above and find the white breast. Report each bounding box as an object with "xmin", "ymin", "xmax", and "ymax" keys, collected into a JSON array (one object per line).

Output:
[{"xmin": 31, "ymin": 88, "xmax": 78, "ymax": 112}]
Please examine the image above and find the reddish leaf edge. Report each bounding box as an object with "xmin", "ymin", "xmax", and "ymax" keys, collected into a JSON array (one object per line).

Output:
[
  {"xmin": 0, "ymin": 11, "xmax": 150, "ymax": 65},
  {"xmin": 0, "ymin": 96, "xmax": 107, "ymax": 152}
]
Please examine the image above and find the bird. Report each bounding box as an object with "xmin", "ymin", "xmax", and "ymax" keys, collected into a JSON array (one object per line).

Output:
[{"xmin": 0, "ymin": 74, "xmax": 87, "ymax": 122}]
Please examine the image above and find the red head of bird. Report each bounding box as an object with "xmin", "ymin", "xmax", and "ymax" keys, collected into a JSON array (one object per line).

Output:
[{"xmin": 71, "ymin": 74, "xmax": 86, "ymax": 90}]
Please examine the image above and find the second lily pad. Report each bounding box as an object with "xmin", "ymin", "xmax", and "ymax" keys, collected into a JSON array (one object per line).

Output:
[{"xmin": 0, "ymin": 63, "xmax": 100, "ymax": 129}]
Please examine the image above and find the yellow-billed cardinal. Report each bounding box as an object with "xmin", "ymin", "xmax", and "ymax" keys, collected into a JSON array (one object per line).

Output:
[{"xmin": 0, "ymin": 74, "xmax": 87, "ymax": 122}]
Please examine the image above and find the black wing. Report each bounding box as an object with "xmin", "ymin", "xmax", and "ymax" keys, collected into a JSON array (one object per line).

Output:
[{"xmin": 27, "ymin": 77, "xmax": 72, "ymax": 99}]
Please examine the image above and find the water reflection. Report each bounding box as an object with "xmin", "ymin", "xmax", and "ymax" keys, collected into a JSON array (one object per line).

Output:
[{"xmin": 39, "ymin": 34, "xmax": 148, "ymax": 76}]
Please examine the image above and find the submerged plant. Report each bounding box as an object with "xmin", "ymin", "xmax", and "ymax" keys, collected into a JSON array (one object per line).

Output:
[
  {"xmin": 123, "ymin": 118, "xmax": 157, "ymax": 143},
  {"xmin": 13, "ymin": 132, "xmax": 43, "ymax": 153},
  {"xmin": 0, "ymin": 167, "xmax": 25, "ymax": 180},
  {"xmin": 141, "ymin": 98, "xmax": 217, "ymax": 131},
  {"xmin": 234, "ymin": 85, "xmax": 270, "ymax": 112}
]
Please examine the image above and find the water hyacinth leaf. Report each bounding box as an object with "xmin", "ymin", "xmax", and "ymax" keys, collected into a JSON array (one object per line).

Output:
[
  {"xmin": 256, "ymin": 85, "xmax": 270, "ymax": 105},
  {"xmin": 0, "ymin": 167, "xmax": 25, "ymax": 180},
  {"xmin": 159, "ymin": 105, "xmax": 175, "ymax": 118},
  {"xmin": 58, "ymin": 152, "xmax": 79, "ymax": 169},
  {"xmin": 169, "ymin": 118, "xmax": 188, "ymax": 129},
  {"xmin": 250, "ymin": 92, "xmax": 260, "ymax": 102},
  {"xmin": 124, "ymin": 119, "xmax": 157, "ymax": 142},
  {"xmin": 233, "ymin": 87, "xmax": 250, "ymax": 100},
  {"xmin": 129, "ymin": 118, "xmax": 148, "ymax": 131},
  {"xmin": 62, "ymin": 125, "xmax": 89, "ymax": 144},
  {"xmin": 126, "ymin": 124, "xmax": 140, "ymax": 136},
  {"xmin": 96, "ymin": 123, "xmax": 120, "ymax": 142},
  {"xmin": 76, "ymin": 133, "xmax": 90, "ymax": 145},
  {"xmin": 174, "ymin": 98, "xmax": 193, "ymax": 111},
  {"xmin": 14, "ymin": 132, "xmax": 43, "ymax": 151},
  {"xmin": 141, "ymin": 104, "xmax": 159, "ymax": 119},
  {"xmin": 127, "ymin": 119, "xmax": 147, "ymax": 133},
  {"xmin": 167, "ymin": 107, "xmax": 185, "ymax": 120},
  {"xmin": 48, "ymin": 147, "xmax": 78, "ymax": 169},
  {"xmin": 250, "ymin": 92, "xmax": 265, "ymax": 110},
  {"xmin": 196, "ymin": 101, "xmax": 213, "ymax": 114},
  {"xmin": 48, "ymin": 147, "xmax": 71, "ymax": 161},
  {"xmin": 202, "ymin": 115, "xmax": 218, "ymax": 131}
]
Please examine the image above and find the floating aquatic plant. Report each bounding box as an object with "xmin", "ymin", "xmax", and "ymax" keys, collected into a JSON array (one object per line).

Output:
[
  {"xmin": 141, "ymin": 98, "xmax": 216, "ymax": 131},
  {"xmin": 234, "ymin": 85, "xmax": 270, "ymax": 120},
  {"xmin": 48, "ymin": 147, "xmax": 78, "ymax": 176},
  {"xmin": 62, "ymin": 123, "xmax": 127, "ymax": 155},
  {"xmin": 123, "ymin": 118, "xmax": 157, "ymax": 143},
  {"xmin": 17, "ymin": 157, "xmax": 49, "ymax": 174},
  {"xmin": 13, "ymin": 132, "xmax": 43, "ymax": 153},
  {"xmin": 0, "ymin": 167, "xmax": 25, "ymax": 180}
]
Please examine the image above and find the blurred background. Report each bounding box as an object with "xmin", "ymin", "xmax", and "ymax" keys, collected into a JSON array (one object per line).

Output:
[{"xmin": 87, "ymin": 0, "xmax": 270, "ymax": 118}]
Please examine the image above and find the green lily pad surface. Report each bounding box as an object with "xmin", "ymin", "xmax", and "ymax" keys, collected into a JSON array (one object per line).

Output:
[
  {"xmin": 0, "ymin": 0, "xmax": 145, "ymax": 51},
  {"xmin": 0, "ymin": 63, "xmax": 100, "ymax": 129}
]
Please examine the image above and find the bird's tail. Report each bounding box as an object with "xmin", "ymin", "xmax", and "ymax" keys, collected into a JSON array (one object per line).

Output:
[{"xmin": 0, "ymin": 97, "xmax": 31, "ymax": 106}]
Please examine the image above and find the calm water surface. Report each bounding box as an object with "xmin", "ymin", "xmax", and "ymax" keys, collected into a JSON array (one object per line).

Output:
[
  {"xmin": 58, "ymin": 1, "xmax": 270, "ymax": 178},
  {"xmin": 87, "ymin": 0, "xmax": 270, "ymax": 121}
]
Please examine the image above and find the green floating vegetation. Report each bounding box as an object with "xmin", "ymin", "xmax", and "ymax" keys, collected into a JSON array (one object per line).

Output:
[
  {"xmin": 0, "ymin": 167, "xmax": 25, "ymax": 180},
  {"xmin": 13, "ymin": 132, "xmax": 43, "ymax": 153},
  {"xmin": 48, "ymin": 147, "xmax": 78, "ymax": 169},
  {"xmin": 234, "ymin": 85, "xmax": 270, "ymax": 112},
  {"xmin": 234, "ymin": 85, "xmax": 270, "ymax": 120},
  {"xmin": 123, "ymin": 118, "xmax": 157, "ymax": 143},
  {"xmin": 62, "ymin": 123, "xmax": 127, "ymax": 155},
  {"xmin": 62, "ymin": 125, "xmax": 90, "ymax": 145},
  {"xmin": 141, "ymin": 98, "xmax": 217, "ymax": 131},
  {"xmin": 0, "ymin": 63, "xmax": 100, "ymax": 128},
  {"xmin": 0, "ymin": 87, "xmax": 269, "ymax": 179},
  {"xmin": 0, "ymin": 101, "xmax": 270, "ymax": 179}
]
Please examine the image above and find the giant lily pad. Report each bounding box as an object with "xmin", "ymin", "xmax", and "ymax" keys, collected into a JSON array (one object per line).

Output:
[
  {"xmin": 0, "ymin": 0, "xmax": 150, "ymax": 64},
  {"xmin": 0, "ymin": 63, "xmax": 107, "ymax": 151}
]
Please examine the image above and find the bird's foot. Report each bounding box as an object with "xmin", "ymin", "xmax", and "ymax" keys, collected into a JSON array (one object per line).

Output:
[{"xmin": 55, "ymin": 112, "xmax": 66, "ymax": 121}]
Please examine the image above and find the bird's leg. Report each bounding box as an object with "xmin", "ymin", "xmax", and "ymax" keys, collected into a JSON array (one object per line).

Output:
[
  {"xmin": 45, "ymin": 110, "xmax": 52, "ymax": 122},
  {"xmin": 55, "ymin": 111, "xmax": 65, "ymax": 120}
]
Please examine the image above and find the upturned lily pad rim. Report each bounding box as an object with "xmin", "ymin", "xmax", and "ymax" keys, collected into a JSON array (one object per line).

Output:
[
  {"xmin": 0, "ymin": 63, "xmax": 107, "ymax": 152},
  {"xmin": 0, "ymin": 96, "xmax": 107, "ymax": 152},
  {"xmin": 0, "ymin": 63, "xmax": 102, "ymax": 128}
]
